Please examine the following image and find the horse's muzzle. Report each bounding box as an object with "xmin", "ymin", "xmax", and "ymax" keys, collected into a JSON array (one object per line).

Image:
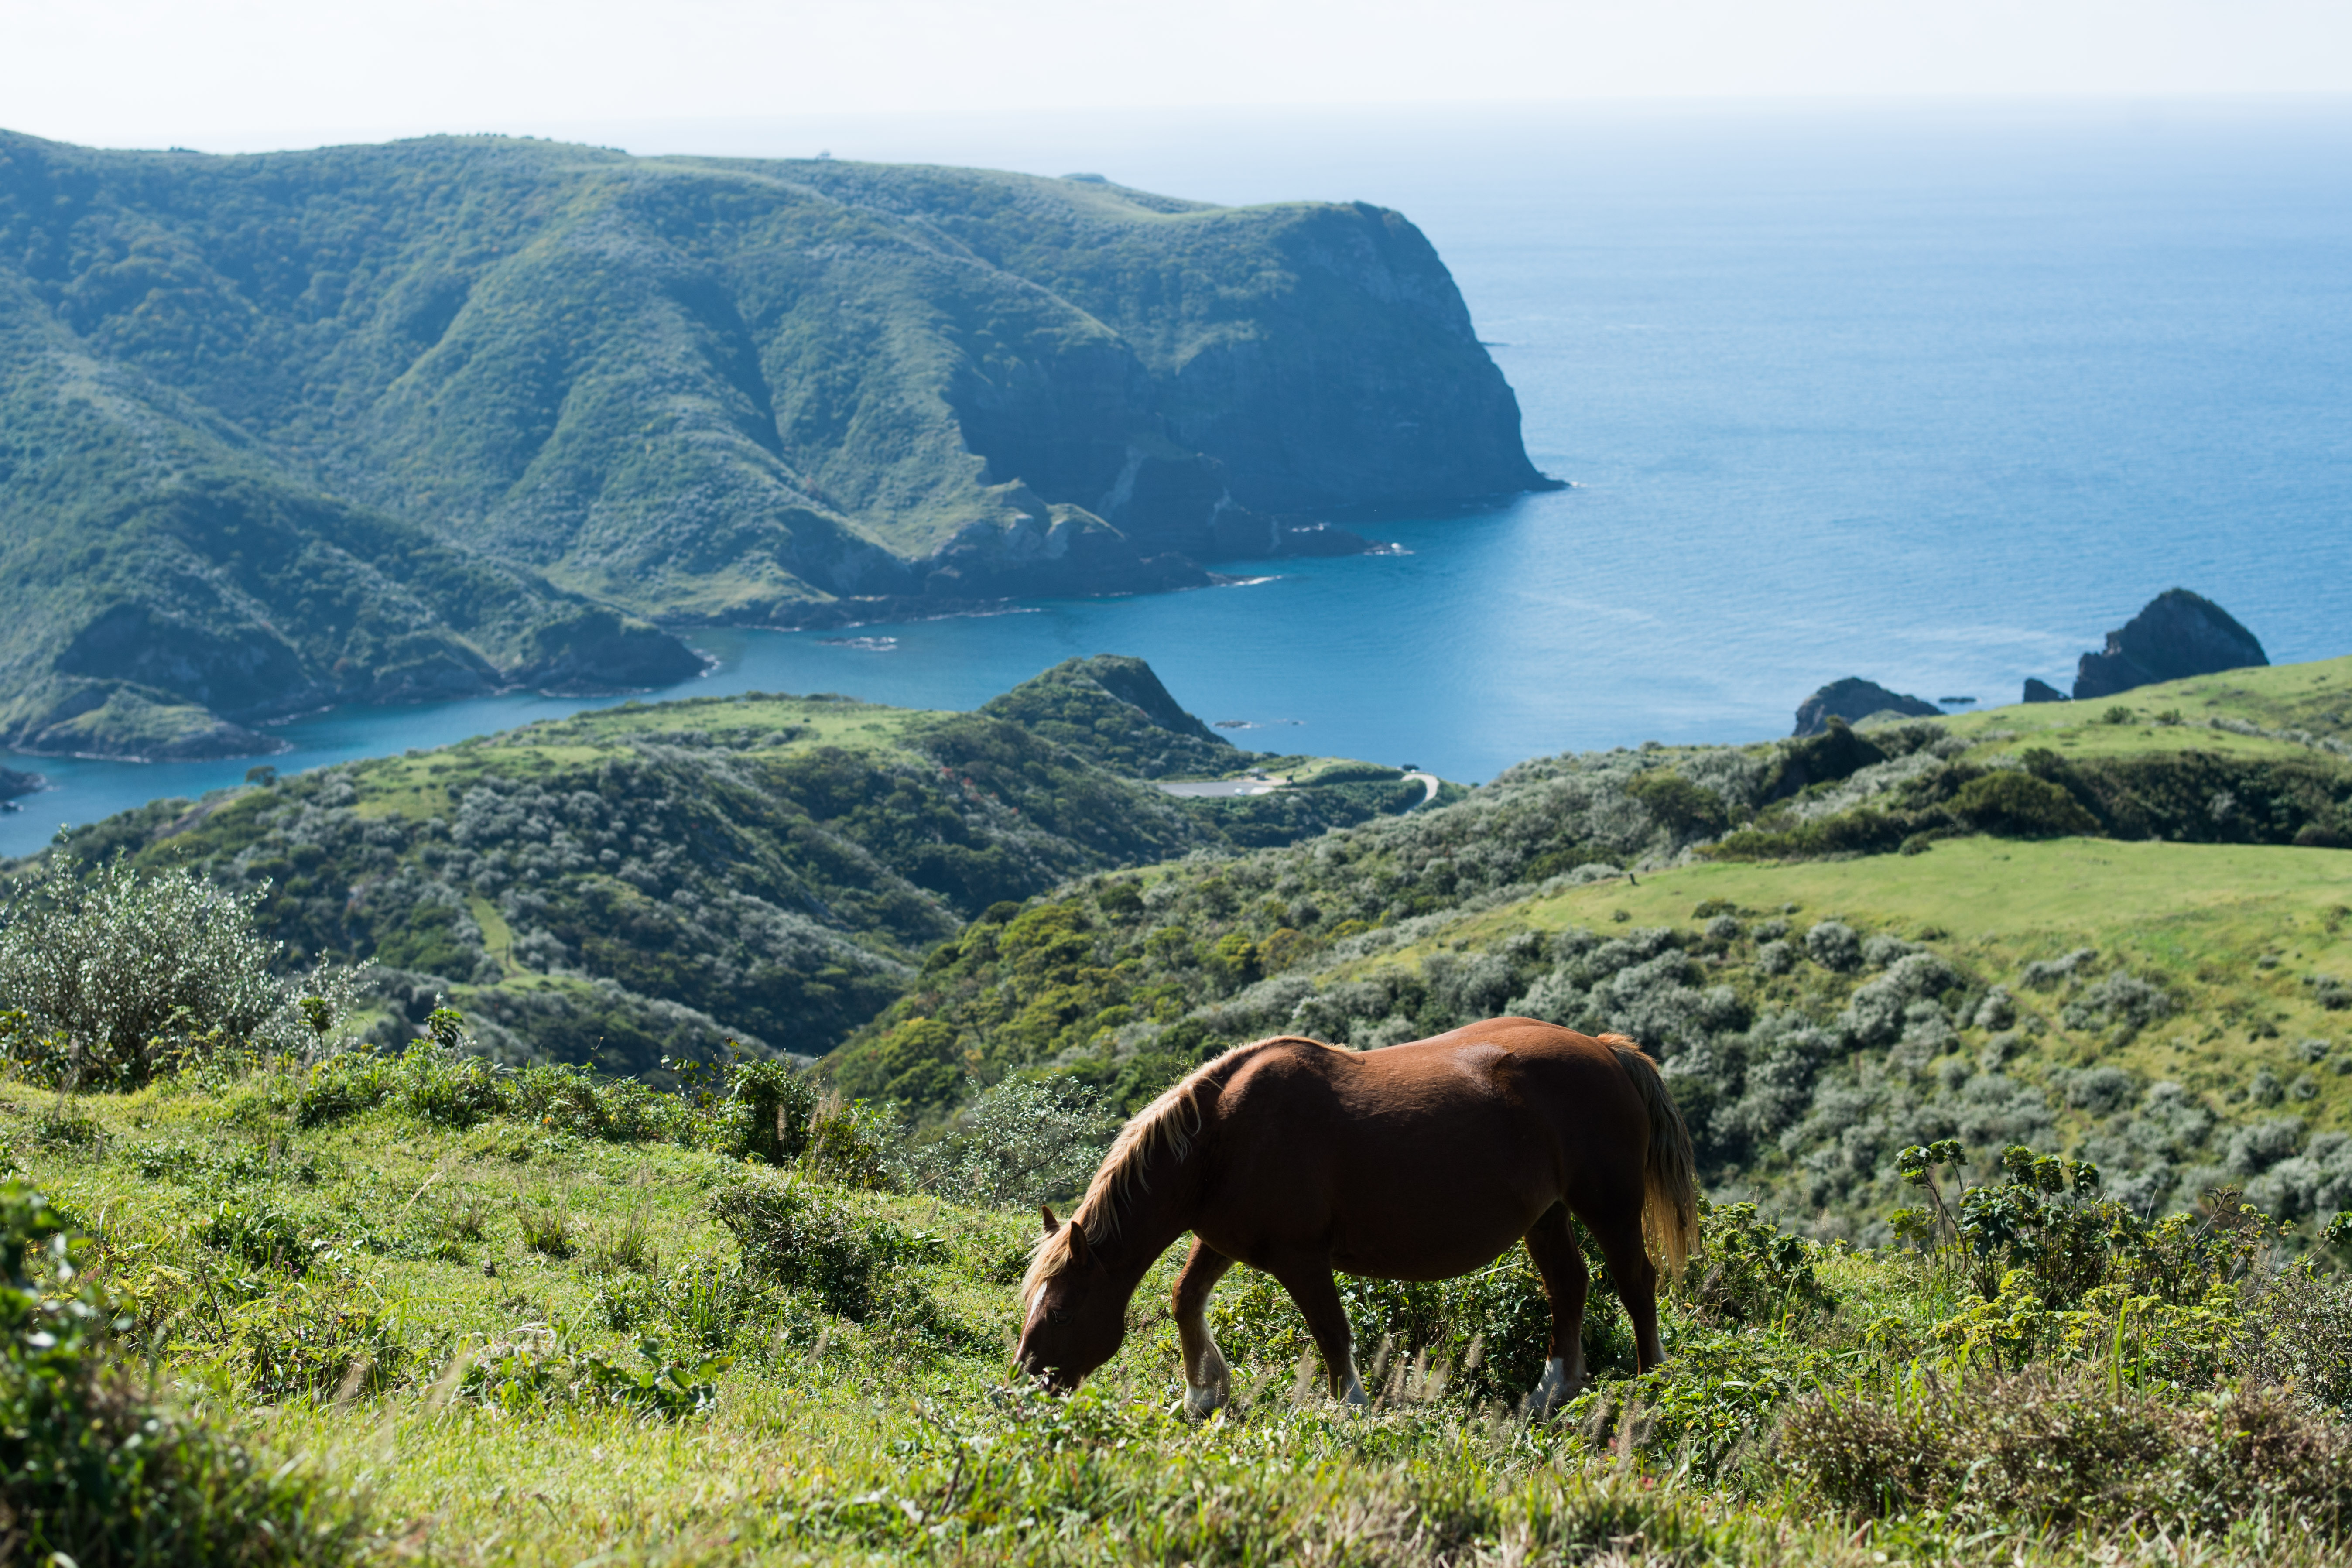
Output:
[{"xmin": 1017, "ymin": 1352, "xmax": 1078, "ymax": 1393}]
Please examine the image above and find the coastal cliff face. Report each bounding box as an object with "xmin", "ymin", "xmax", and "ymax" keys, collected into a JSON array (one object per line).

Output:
[{"xmin": 0, "ymin": 134, "xmax": 1545, "ymax": 756}]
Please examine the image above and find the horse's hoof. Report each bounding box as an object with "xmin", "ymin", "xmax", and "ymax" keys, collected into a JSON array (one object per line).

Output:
[
  {"xmin": 1525, "ymin": 1358, "xmax": 1587, "ymax": 1422},
  {"xmin": 1181, "ymin": 1384, "xmax": 1222, "ymax": 1422}
]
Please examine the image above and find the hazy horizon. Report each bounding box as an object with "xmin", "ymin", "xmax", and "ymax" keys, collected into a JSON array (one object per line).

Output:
[{"xmin": 9, "ymin": 0, "xmax": 2351, "ymax": 156}]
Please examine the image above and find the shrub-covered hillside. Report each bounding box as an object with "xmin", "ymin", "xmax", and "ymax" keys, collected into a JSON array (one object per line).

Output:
[
  {"xmin": 31, "ymin": 692, "xmax": 1205, "ymax": 1076},
  {"xmin": 845, "ymin": 659, "xmax": 2352, "ymax": 1237},
  {"xmin": 16, "ymin": 657, "xmax": 1435, "ymax": 1077}
]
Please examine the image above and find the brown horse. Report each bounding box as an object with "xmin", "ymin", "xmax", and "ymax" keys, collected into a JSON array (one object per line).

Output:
[{"xmin": 1017, "ymin": 1017, "xmax": 1697, "ymax": 1419}]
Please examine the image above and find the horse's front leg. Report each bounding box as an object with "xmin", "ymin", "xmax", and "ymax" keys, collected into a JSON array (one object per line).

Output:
[
  {"xmin": 1270, "ymin": 1262, "xmax": 1366, "ymax": 1407},
  {"xmin": 1522, "ymin": 1203, "xmax": 1590, "ymax": 1419},
  {"xmin": 1172, "ymin": 1237, "xmax": 1235, "ymax": 1421}
]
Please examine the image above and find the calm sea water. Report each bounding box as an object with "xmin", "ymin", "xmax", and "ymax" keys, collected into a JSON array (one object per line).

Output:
[{"xmin": 7, "ymin": 99, "xmax": 2349, "ymax": 856}]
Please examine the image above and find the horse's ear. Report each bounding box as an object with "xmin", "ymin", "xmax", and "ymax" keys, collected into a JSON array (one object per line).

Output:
[
  {"xmin": 1065, "ymin": 1222, "xmax": 1091, "ymax": 1268},
  {"xmin": 1039, "ymin": 1204, "xmax": 1058, "ymax": 1236}
]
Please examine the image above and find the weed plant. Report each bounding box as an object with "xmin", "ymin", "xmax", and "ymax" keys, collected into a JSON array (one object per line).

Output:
[{"xmin": 0, "ymin": 1179, "xmax": 364, "ymax": 1564}]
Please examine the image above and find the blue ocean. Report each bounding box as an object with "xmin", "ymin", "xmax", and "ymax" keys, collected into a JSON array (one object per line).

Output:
[{"xmin": 6, "ymin": 99, "xmax": 2348, "ymax": 856}]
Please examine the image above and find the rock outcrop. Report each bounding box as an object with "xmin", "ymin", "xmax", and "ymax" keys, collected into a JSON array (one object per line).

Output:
[
  {"xmin": 981, "ymin": 656, "xmax": 1239, "ymax": 779},
  {"xmin": 1793, "ymin": 678, "xmax": 1942, "ymax": 737},
  {"xmin": 2022, "ymin": 678, "xmax": 2069, "ymax": 704},
  {"xmin": 2072, "ymin": 590, "xmax": 2268, "ymax": 700}
]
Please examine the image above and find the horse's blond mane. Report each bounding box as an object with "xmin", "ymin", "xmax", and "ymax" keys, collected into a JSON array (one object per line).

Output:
[{"xmin": 1020, "ymin": 1036, "xmax": 1312, "ymax": 1308}]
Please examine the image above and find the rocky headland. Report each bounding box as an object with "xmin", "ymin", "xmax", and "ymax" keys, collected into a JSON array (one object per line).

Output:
[
  {"xmin": 1792, "ymin": 677, "xmax": 1941, "ymax": 736},
  {"xmin": 0, "ymin": 133, "xmax": 1547, "ymax": 758}
]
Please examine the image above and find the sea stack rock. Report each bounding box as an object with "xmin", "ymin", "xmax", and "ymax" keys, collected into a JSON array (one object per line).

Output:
[
  {"xmin": 2072, "ymin": 589, "xmax": 2267, "ymax": 701},
  {"xmin": 1793, "ymin": 678, "xmax": 1942, "ymax": 737},
  {"xmin": 2022, "ymin": 678, "xmax": 2068, "ymax": 704}
]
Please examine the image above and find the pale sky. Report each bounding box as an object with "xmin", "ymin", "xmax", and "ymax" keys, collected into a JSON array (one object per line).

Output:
[{"xmin": 3, "ymin": 0, "xmax": 2348, "ymax": 154}]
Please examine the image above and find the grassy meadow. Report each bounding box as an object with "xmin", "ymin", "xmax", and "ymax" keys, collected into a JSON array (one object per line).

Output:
[{"xmin": 14, "ymin": 1043, "xmax": 2352, "ymax": 1567}]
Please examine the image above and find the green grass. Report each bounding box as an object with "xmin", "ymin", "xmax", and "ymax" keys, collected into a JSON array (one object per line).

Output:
[
  {"xmin": 1422, "ymin": 831, "xmax": 2342, "ymax": 960},
  {"xmin": 13, "ymin": 1061, "xmax": 2351, "ymax": 1565},
  {"xmin": 1363, "ymin": 835, "xmax": 2352, "ymax": 1172},
  {"xmin": 1939, "ymin": 656, "xmax": 2352, "ymax": 759}
]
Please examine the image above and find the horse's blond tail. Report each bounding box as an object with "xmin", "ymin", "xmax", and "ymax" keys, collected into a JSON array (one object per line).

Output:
[{"xmin": 1599, "ymin": 1033, "xmax": 1698, "ymax": 1277}]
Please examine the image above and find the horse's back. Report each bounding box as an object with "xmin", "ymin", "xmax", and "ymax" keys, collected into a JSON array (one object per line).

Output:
[{"xmin": 1195, "ymin": 1021, "xmax": 1654, "ymax": 1279}]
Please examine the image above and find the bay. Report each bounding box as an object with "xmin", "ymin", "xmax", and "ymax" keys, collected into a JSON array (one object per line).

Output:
[{"xmin": 7, "ymin": 98, "xmax": 2349, "ymax": 858}]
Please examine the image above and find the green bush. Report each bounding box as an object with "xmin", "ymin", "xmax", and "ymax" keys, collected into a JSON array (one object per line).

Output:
[
  {"xmin": 196, "ymin": 1199, "xmax": 317, "ymax": 1276},
  {"xmin": 714, "ymin": 1177, "xmax": 944, "ymax": 1324},
  {"xmin": 1947, "ymin": 770, "xmax": 2102, "ymax": 837},
  {"xmin": 0, "ymin": 1179, "xmax": 365, "ymax": 1564},
  {"xmin": 0, "ymin": 857, "xmax": 362, "ymax": 1088},
  {"xmin": 296, "ymin": 1008, "xmax": 708, "ymax": 1144},
  {"xmin": 587, "ymin": 1265, "xmax": 786, "ymax": 1350},
  {"xmin": 801, "ymin": 1094, "xmax": 900, "ymax": 1190},
  {"xmin": 1687, "ymin": 1201, "xmax": 1835, "ymax": 1325},
  {"xmin": 905, "ymin": 1075, "xmax": 1118, "ymax": 1207},
  {"xmin": 2239, "ymin": 1263, "xmax": 2352, "ymax": 1417},
  {"xmin": 460, "ymin": 1333, "xmax": 729, "ymax": 1419},
  {"xmin": 1625, "ymin": 773, "xmax": 1729, "ymax": 839},
  {"xmin": 712, "ymin": 1058, "xmax": 820, "ymax": 1166},
  {"xmin": 291, "ymin": 1051, "xmax": 395, "ymax": 1128},
  {"xmin": 229, "ymin": 1291, "xmax": 408, "ymax": 1402},
  {"xmin": 1893, "ymin": 1141, "xmax": 2263, "ymax": 1310},
  {"xmin": 396, "ymin": 1012, "xmax": 514, "ymax": 1128},
  {"xmin": 1777, "ymin": 1372, "xmax": 2352, "ymax": 1537},
  {"xmin": 516, "ymin": 1063, "xmax": 695, "ymax": 1143}
]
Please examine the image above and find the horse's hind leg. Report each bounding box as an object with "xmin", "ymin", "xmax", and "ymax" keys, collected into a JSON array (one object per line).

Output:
[
  {"xmin": 1172, "ymin": 1237, "xmax": 1235, "ymax": 1420},
  {"xmin": 1522, "ymin": 1203, "xmax": 1589, "ymax": 1418},
  {"xmin": 1587, "ymin": 1208, "xmax": 1664, "ymax": 1372},
  {"xmin": 1270, "ymin": 1263, "xmax": 1366, "ymax": 1407}
]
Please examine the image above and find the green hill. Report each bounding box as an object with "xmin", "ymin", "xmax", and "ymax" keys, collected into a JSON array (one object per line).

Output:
[
  {"xmin": 9, "ymin": 663, "xmax": 2352, "ymax": 1567},
  {"xmin": 0, "ymin": 132, "xmax": 1545, "ymax": 757},
  {"xmin": 22, "ymin": 657, "xmax": 1437, "ymax": 1075},
  {"xmin": 841, "ymin": 657, "xmax": 2352, "ymax": 1231}
]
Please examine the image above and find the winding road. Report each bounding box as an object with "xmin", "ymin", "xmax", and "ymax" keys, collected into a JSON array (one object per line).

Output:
[{"xmin": 1156, "ymin": 770, "xmax": 1443, "ymax": 807}]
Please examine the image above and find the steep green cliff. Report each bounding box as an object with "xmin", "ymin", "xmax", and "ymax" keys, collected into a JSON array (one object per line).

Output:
[{"xmin": 0, "ymin": 133, "xmax": 1546, "ymax": 757}]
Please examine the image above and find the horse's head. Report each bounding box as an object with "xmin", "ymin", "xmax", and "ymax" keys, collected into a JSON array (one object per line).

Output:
[{"xmin": 1015, "ymin": 1204, "xmax": 1126, "ymax": 1391}]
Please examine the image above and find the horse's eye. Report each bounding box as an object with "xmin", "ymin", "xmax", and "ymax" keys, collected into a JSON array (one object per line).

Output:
[{"xmin": 1047, "ymin": 1308, "xmax": 1070, "ymax": 1325}]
